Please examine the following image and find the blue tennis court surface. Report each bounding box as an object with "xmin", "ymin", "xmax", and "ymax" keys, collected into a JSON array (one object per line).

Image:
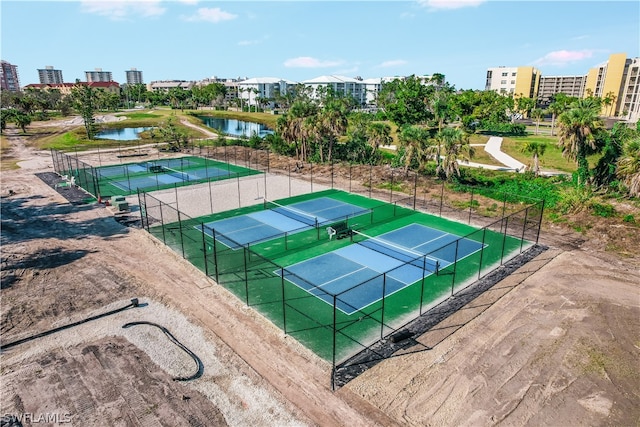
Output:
[
  {"xmin": 110, "ymin": 165, "xmax": 231, "ymax": 192},
  {"xmin": 282, "ymin": 223, "xmax": 486, "ymax": 314},
  {"xmin": 198, "ymin": 197, "xmax": 370, "ymax": 248}
]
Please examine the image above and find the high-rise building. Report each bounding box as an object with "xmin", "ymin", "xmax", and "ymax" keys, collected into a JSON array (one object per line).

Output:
[
  {"xmin": 38, "ymin": 66, "xmax": 64, "ymax": 84},
  {"xmin": 585, "ymin": 53, "xmax": 640, "ymax": 120},
  {"xmin": 485, "ymin": 53, "xmax": 639, "ymax": 121},
  {"xmin": 485, "ymin": 66, "xmax": 541, "ymax": 98},
  {"xmin": 1, "ymin": 60, "xmax": 21, "ymax": 92},
  {"xmin": 125, "ymin": 68, "xmax": 143, "ymax": 85},
  {"xmin": 537, "ymin": 75, "xmax": 586, "ymax": 107},
  {"xmin": 85, "ymin": 68, "xmax": 113, "ymax": 82}
]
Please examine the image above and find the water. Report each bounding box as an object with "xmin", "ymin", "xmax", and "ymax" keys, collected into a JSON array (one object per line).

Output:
[
  {"xmin": 198, "ymin": 116, "xmax": 273, "ymax": 138},
  {"xmin": 96, "ymin": 127, "xmax": 153, "ymax": 140}
]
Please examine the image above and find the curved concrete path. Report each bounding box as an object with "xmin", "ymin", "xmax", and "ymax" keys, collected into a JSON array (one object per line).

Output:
[{"xmin": 484, "ymin": 136, "xmax": 526, "ymax": 172}]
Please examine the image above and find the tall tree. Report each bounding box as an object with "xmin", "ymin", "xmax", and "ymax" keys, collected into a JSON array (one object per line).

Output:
[
  {"xmin": 556, "ymin": 97, "xmax": 604, "ymax": 186},
  {"xmin": 276, "ymin": 99, "xmax": 318, "ymax": 161},
  {"xmin": 397, "ymin": 125, "xmax": 432, "ymax": 174},
  {"xmin": 365, "ymin": 122, "xmax": 392, "ymax": 154},
  {"xmin": 377, "ymin": 75, "xmax": 433, "ymax": 127},
  {"xmin": 530, "ymin": 108, "xmax": 544, "ymax": 135},
  {"xmin": 616, "ymin": 136, "xmax": 640, "ymax": 197},
  {"xmin": 519, "ymin": 140, "xmax": 547, "ymax": 176},
  {"xmin": 592, "ymin": 122, "xmax": 631, "ymax": 188},
  {"xmin": 435, "ymin": 127, "xmax": 474, "ymax": 180},
  {"xmin": 71, "ymin": 84, "xmax": 98, "ymax": 139},
  {"xmin": 547, "ymin": 93, "xmax": 575, "ymax": 136}
]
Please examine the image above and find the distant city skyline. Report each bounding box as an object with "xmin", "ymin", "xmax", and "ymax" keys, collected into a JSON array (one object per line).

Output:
[{"xmin": 2, "ymin": 1, "xmax": 638, "ymax": 90}]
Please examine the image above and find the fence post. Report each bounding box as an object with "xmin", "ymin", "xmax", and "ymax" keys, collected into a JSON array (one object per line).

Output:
[
  {"xmin": 390, "ymin": 169, "xmax": 394, "ymax": 203},
  {"xmin": 478, "ymin": 227, "xmax": 487, "ymax": 279},
  {"xmin": 369, "ymin": 164, "xmax": 372, "ymax": 198},
  {"xmin": 520, "ymin": 207, "xmax": 529, "ymax": 253},
  {"xmin": 380, "ymin": 274, "xmax": 387, "ymax": 339},
  {"xmin": 468, "ymin": 190, "xmax": 474, "ymax": 224},
  {"xmin": 413, "ymin": 173, "xmax": 417, "ymax": 211},
  {"xmin": 450, "ymin": 240, "xmax": 460, "ymax": 296},
  {"xmin": 212, "ymin": 227, "xmax": 219, "ymax": 283},
  {"xmin": 439, "ymin": 181, "xmax": 444, "ymax": 217},
  {"xmin": 535, "ymin": 200, "xmax": 545, "ymax": 244},
  {"xmin": 201, "ymin": 222, "xmax": 209, "ymax": 277},
  {"xmin": 332, "ymin": 295, "xmax": 337, "ymax": 391},
  {"xmin": 500, "ymin": 216, "xmax": 509, "ymax": 265},
  {"xmin": 177, "ymin": 211, "xmax": 185, "ymax": 259},
  {"xmin": 281, "ymin": 268, "xmax": 287, "ymax": 334},
  {"xmin": 243, "ymin": 246, "xmax": 249, "ymax": 305}
]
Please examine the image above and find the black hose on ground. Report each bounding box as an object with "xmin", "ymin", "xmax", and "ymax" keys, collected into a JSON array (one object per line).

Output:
[
  {"xmin": 122, "ymin": 321, "xmax": 204, "ymax": 382},
  {"xmin": 0, "ymin": 298, "xmax": 141, "ymax": 352}
]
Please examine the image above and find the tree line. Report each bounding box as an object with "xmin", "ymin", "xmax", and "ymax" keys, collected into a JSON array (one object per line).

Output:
[{"xmin": 1, "ymin": 75, "xmax": 638, "ymax": 198}]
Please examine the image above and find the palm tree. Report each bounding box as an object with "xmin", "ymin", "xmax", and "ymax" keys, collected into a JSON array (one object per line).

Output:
[
  {"xmin": 602, "ymin": 91, "xmax": 618, "ymax": 117},
  {"xmin": 398, "ymin": 125, "xmax": 431, "ymax": 174},
  {"xmin": 556, "ymin": 98, "xmax": 604, "ymax": 186},
  {"xmin": 616, "ymin": 136, "xmax": 640, "ymax": 197},
  {"xmin": 436, "ymin": 127, "xmax": 474, "ymax": 180},
  {"xmin": 530, "ymin": 108, "xmax": 544, "ymax": 135},
  {"xmin": 276, "ymin": 100, "xmax": 318, "ymax": 162},
  {"xmin": 519, "ymin": 140, "xmax": 547, "ymax": 176},
  {"xmin": 365, "ymin": 122, "xmax": 392, "ymax": 154},
  {"xmin": 318, "ymin": 107, "xmax": 348, "ymax": 163}
]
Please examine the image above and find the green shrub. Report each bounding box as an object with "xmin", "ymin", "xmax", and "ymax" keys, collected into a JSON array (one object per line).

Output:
[
  {"xmin": 557, "ymin": 187, "xmax": 593, "ymax": 214},
  {"xmin": 589, "ymin": 202, "xmax": 616, "ymax": 218},
  {"xmin": 623, "ymin": 214, "xmax": 636, "ymax": 224}
]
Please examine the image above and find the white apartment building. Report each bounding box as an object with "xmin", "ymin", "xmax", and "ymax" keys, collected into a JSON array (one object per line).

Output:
[
  {"xmin": 236, "ymin": 77, "xmax": 295, "ymax": 108},
  {"xmin": 147, "ymin": 80, "xmax": 195, "ymax": 92},
  {"xmin": 485, "ymin": 66, "xmax": 540, "ymax": 98},
  {"xmin": 301, "ymin": 75, "xmax": 366, "ymax": 105}
]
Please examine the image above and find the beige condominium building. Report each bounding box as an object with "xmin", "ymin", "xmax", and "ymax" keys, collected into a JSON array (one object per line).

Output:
[{"xmin": 486, "ymin": 53, "xmax": 639, "ymax": 122}]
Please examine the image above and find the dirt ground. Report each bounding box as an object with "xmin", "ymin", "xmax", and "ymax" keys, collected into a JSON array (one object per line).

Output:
[{"xmin": 1, "ymin": 117, "xmax": 639, "ymax": 427}]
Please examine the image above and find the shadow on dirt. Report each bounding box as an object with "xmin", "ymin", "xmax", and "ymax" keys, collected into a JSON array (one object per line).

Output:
[
  {"xmin": 1, "ymin": 247, "xmax": 96, "ymax": 290},
  {"xmin": 0, "ymin": 195, "xmax": 129, "ymax": 245}
]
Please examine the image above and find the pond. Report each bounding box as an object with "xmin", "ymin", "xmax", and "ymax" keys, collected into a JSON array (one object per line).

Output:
[
  {"xmin": 96, "ymin": 127, "xmax": 153, "ymax": 140},
  {"xmin": 198, "ymin": 116, "xmax": 274, "ymax": 138}
]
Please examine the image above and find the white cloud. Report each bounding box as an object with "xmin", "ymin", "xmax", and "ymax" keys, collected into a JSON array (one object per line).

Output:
[
  {"xmin": 418, "ymin": 0, "xmax": 486, "ymax": 11},
  {"xmin": 533, "ymin": 49, "xmax": 595, "ymax": 67},
  {"xmin": 377, "ymin": 59, "xmax": 408, "ymax": 68},
  {"xmin": 284, "ymin": 57, "xmax": 343, "ymax": 68},
  {"xmin": 80, "ymin": 0, "xmax": 166, "ymax": 20},
  {"xmin": 182, "ymin": 7, "xmax": 237, "ymax": 22}
]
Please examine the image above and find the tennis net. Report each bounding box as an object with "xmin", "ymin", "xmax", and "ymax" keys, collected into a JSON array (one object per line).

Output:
[
  {"xmin": 351, "ymin": 230, "xmax": 440, "ymax": 273},
  {"xmin": 264, "ymin": 199, "xmax": 318, "ymax": 227},
  {"xmin": 162, "ymin": 166, "xmax": 191, "ymax": 181}
]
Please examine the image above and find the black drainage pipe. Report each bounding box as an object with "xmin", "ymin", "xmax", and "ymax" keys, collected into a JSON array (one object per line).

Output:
[
  {"xmin": 122, "ymin": 321, "xmax": 204, "ymax": 381},
  {"xmin": 1, "ymin": 298, "xmax": 141, "ymax": 352}
]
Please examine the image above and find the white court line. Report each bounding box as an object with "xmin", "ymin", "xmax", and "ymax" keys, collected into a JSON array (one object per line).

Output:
[
  {"xmin": 316, "ymin": 265, "xmax": 370, "ymax": 290},
  {"xmin": 409, "ymin": 232, "xmax": 454, "ymax": 251}
]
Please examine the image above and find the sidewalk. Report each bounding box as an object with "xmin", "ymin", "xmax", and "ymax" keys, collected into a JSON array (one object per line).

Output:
[{"xmin": 484, "ymin": 136, "xmax": 526, "ymax": 172}]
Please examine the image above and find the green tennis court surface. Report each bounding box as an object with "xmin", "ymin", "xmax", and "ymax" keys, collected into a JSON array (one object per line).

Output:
[
  {"xmin": 74, "ymin": 156, "xmax": 260, "ymax": 197},
  {"xmin": 148, "ymin": 189, "xmax": 533, "ymax": 363}
]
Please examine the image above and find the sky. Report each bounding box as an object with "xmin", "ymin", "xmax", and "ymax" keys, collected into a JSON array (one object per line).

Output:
[{"xmin": 1, "ymin": 0, "xmax": 638, "ymax": 91}]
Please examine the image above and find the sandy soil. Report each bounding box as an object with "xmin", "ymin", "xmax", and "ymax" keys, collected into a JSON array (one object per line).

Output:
[{"xmin": 1, "ymin": 116, "xmax": 639, "ymax": 427}]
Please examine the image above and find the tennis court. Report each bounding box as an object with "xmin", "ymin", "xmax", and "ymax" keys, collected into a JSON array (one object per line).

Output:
[
  {"xmin": 57, "ymin": 155, "xmax": 261, "ymax": 197},
  {"xmin": 282, "ymin": 224, "xmax": 484, "ymax": 314},
  {"xmin": 199, "ymin": 197, "xmax": 370, "ymax": 249}
]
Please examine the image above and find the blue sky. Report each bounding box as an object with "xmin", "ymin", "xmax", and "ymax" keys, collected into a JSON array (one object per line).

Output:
[{"xmin": 2, "ymin": 1, "xmax": 638, "ymax": 90}]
